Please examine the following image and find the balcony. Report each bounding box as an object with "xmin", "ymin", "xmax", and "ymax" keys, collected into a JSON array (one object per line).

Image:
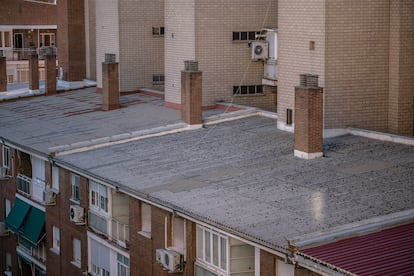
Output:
[
  {"xmin": 1, "ymin": 47, "xmax": 57, "ymax": 61},
  {"xmin": 88, "ymin": 210, "xmax": 130, "ymax": 248},
  {"xmin": 16, "ymin": 174, "xmax": 55, "ymax": 205}
]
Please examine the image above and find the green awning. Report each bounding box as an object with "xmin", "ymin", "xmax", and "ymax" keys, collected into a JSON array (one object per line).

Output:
[
  {"xmin": 5, "ymin": 198, "xmax": 31, "ymax": 232},
  {"xmin": 22, "ymin": 207, "xmax": 45, "ymax": 246}
]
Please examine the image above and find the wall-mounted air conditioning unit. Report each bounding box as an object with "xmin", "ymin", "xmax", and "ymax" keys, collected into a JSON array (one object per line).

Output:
[
  {"xmin": 251, "ymin": 41, "xmax": 268, "ymax": 60},
  {"xmin": 155, "ymin": 249, "xmax": 166, "ymax": 265},
  {"xmin": 0, "ymin": 222, "xmax": 9, "ymax": 236},
  {"xmin": 156, "ymin": 249, "xmax": 183, "ymax": 272},
  {"xmin": 70, "ymin": 205, "xmax": 85, "ymax": 224},
  {"xmin": 43, "ymin": 189, "xmax": 56, "ymax": 205}
]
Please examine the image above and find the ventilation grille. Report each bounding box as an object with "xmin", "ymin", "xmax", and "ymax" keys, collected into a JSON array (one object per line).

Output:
[
  {"xmin": 300, "ymin": 74, "xmax": 319, "ymax": 88},
  {"xmin": 105, "ymin": 53, "xmax": 116, "ymax": 63}
]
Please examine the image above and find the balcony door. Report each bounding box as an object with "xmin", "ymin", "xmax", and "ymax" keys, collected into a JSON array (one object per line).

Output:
[{"xmin": 14, "ymin": 33, "xmax": 23, "ymax": 49}]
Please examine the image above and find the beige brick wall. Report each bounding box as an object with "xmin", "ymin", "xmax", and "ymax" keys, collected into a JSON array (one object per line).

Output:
[
  {"xmin": 85, "ymin": 0, "xmax": 96, "ymax": 80},
  {"xmin": 165, "ymin": 0, "xmax": 277, "ymax": 110},
  {"xmin": 277, "ymin": 0, "xmax": 325, "ymax": 130},
  {"xmin": 388, "ymin": 0, "xmax": 414, "ymax": 135},
  {"xmin": 165, "ymin": 0, "xmax": 197, "ymax": 104},
  {"xmin": 325, "ymin": 0, "xmax": 390, "ymax": 130},
  {"xmin": 95, "ymin": 0, "xmax": 120, "ymax": 89},
  {"xmin": 118, "ymin": 0, "xmax": 164, "ymax": 92}
]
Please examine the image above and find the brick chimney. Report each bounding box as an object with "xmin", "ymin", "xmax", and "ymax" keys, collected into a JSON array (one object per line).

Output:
[
  {"xmin": 28, "ymin": 48, "xmax": 39, "ymax": 92},
  {"xmin": 44, "ymin": 46, "xmax": 57, "ymax": 95},
  {"xmin": 102, "ymin": 54, "xmax": 120, "ymax": 111},
  {"xmin": 294, "ymin": 74, "xmax": 324, "ymax": 159},
  {"xmin": 181, "ymin": 60, "xmax": 202, "ymax": 125},
  {"xmin": 0, "ymin": 52, "xmax": 7, "ymax": 92}
]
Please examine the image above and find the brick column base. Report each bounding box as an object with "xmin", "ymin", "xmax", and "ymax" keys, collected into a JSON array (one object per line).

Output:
[
  {"xmin": 102, "ymin": 62, "xmax": 119, "ymax": 111},
  {"xmin": 29, "ymin": 53, "xmax": 39, "ymax": 91},
  {"xmin": 294, "ymin": 86, "xmax": 324, "ymax": 159},
  {"xmin": 0, "ymin": 56, "xmax": 7, "ymax": 92},
  {"xmin": 181, "ymin": 70, "xmax": 202, "ymax": 125},
  {"xmin": 45, "ymin": 55, "xmax": 57, "ymax": 95}
]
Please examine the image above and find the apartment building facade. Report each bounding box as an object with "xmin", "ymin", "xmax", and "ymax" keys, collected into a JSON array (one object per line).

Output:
[
  {"xmin": 277, "ymin": 0, "xmax": 414, "ymax": 136},
  {"xmin": 89, "ymin": 0, "xmax": 165, "ymax": 92},
  {"xmin": 0, "ymin": 0, "xmax": 57, "ymax": 84},
  {"xmin": 164, "ymin": 0, "xmax": 278, "ymax": 111}
]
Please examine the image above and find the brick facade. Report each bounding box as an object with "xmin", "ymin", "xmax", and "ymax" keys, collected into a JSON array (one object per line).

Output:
[
  {"xmin": 165, "ymin": 0, "xmax": 278, "ymax": 111},
  {"xmin": 102, "ymin": 62, "xmax": 120, "ymax": 111},
  {"xmin": 278, "ymin": 0, "xmax": 414, "ymax": 136},
  {"xmin": 46, "ymin": 169, "xmax": 89, "ymax": 276},
  {"xmin": 57, "ymin": 0, "xmax": 86, "ymax": 82},
  {"xmin": 28, "ymin": 53, "xmax": 39, "ymax": 91},
  {"xmin": 181, "ymin": 69, "xmax": 202, "ymax": 125},
  {"xmin": 0, "ymin": 57, "xmax": 6, "ymax": 92},
  {"xmin": 0, "ymin": 0, "xmax": 56, "ymax": 25}
]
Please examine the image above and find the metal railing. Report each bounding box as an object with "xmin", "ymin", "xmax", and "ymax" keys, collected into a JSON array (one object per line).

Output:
[
  {"xmin": 16, "ymin": 174, "xmax": 49, "ymax": 204},
  {"xmin": 0, "ymin": 47, "xmax": 57, "ymax": 61},
  {"xmin": 88, "ymin": 210, "xmax": 130, "ymax": 247}
]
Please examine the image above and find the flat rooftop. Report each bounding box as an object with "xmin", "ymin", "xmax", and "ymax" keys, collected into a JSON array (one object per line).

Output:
[
  {"xmin": 0, "ymin": 88, "xmax": 184, "ymax": 154},
  {"xmin": 56, "ymin": 115, "xmax": 414, "ymax": 250}
]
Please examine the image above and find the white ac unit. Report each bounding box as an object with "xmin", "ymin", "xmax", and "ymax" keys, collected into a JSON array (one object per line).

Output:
[
  {"xmin": 162, "ymin": 249, "xmax": 183, "ymax": 273},
  {"xmin": 70, "ymin": 205, "xmax": 85, "ymax": 224},
  {"xmin": 43, "ymin": 189, "xmax": 56, "ymax": 205},
  {"xmin": 155, "ymin": 249, "xmax": 166, "ymax": 265},
  {"xmin": 251, "ymin": 41, "xmax": 268, "ymax": 60},
  {"xmin": 0, "ymin": 222, "xmax": 9, "ymax": 235}
]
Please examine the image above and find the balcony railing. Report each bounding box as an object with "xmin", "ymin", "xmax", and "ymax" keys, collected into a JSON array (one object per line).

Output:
[
  {"xmin": 16, "ymin": 174, "xmax": 53, "ymax": 205},
  {"xmin": 1, "ymin": 47, "xmax": 57, "ymax": 61},
  {"xmin": 18, "ymin": 237, "xmax": 46, "ymax": 263},
  {"xmin": 88, "ymin": 210, "xmax": 129, "ymax": 248}
]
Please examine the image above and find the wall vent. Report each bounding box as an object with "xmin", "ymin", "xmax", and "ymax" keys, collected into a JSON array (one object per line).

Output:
[{"xmin": 300, "ymin": 74, "xmax": 319, "ymax": 88}]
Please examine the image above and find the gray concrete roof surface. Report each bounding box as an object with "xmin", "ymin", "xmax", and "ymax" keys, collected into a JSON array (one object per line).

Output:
[
  {"xmin": 0, "ymin": 88, "xmax": 186, "ymax": 154},
  {"xmin": 57, "ymin": 115, "xmax": 414, "ymax": 249}
]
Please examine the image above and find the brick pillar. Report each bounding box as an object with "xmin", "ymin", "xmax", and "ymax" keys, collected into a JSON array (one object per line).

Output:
[
  {"xmin": 102, "ymin": 54, "xmax": 119, "ymax": 111},
  {"xmin": 0, "ymin": 56, "xmax": 6, "ymax": 92},
  {"xmin": 294, "ymin": 74, "xmax": 323, "ymax": 159},
  {"xmin": 45, "ymin": 48, "xmax": 57, "ymax": 95},
  {"xmin": 388, "ymin": 0, "xmax": 414, "ymax": 136},
  {"xmin": 181, "ymin": 61, "xmax": 202, "ymax": 125},
  {"xmin": 29, "ymin": 51, "xmax": 39, "ymax": 91},
  {"xmin": 57, "ymin": 0, "xmax": 86, "ymax": 81}
]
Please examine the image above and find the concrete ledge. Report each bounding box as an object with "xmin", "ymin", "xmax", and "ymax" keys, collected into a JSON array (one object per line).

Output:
[
  {"xmin": 349, "ymin": 128, "xmax": 414, "ymax": 146},
  {"xmin": 277, "ymin": 121, "xmax": 294, "ymax": 133},
  {"xmin": 294, "ymin": 150, "xmax": 323, "ymax": 160}
]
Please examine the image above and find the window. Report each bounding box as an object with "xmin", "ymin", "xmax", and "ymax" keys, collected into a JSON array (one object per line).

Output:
[
  {"xmin": 52, "ymin": 226, "xmax": 60, "ymax": 253},
  {"xmin": 152, "ymin": 27, "xmax": 165, "ymax": 36},
  {"xmin": 139, "ymin": 203, "xmax": 151, "ymax": 238},
  {"xmin": 152, "ymin": 74, "xmax": 165, "ymax": 85},
  {"xmin": 89, "ymin": 181, "xmax": 108, "ymax": 213},
  {"xmin": 5, "ymin": 199, "xmax": 11, "ymax": 217},
  {"xmin": 1, "ymin": 32, "xmax": 12, "ymax": 48},
  {"xmin": 73, "ymin": 238, "xmax": 81, "ymax": 266},
  {"xmin": 197, "ymin": 226, "xmax": 227, "ymax": 272},
  {"xmin": 172, "ymin": 217, "xmax": 185, "ymax": 254},
  {"xmin": 71, "ymin": 174, "xmax": 80, "ymax": 201},
  {"xmin": 117, "ymin": 253, "xmax": 130, "ymax": 276},
  {"xmin": 233, "ymin": 85, "xmax": 263, "ymax": 95},
  {"xmin": 52, "ymin": 166, "xmax": 59, "ymax": 191},
  {"xmin": 2, "ymin": 146, "xmax": 10, "ymax": 169},
  {"xmin": 40, "ymin": 33, "xmax": 56, "ymax": 47},
  {"xmin": 90, "ymin": 239, "xmax": 110, "ymax": 276},
  {"xmin": 232, "ymin": 31, "xmax": 261, "ymax": 41}
]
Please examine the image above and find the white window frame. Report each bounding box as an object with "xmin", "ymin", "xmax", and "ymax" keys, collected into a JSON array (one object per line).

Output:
[
  {"xmin": 89, "ymin": 181, "xmax": 109, "ymax": 214},
  {"xmin": 0, "ymin": 31, "xmax": 12, "ymax": 49},
  {"xmin": 72, "ymin": 238, "xmax": 81, "ymax": 267},
  {"xmin": 139, "ymin": 203, "xmax": 151, "ymax": 238},
  {"xmin": 2, "ymin": 146, "xmax": 10, "ymax": 169},
  {"xmin": 52, "ymin": 166, "xmax": 59, "ymax": 191},
  {"xmin": 24, "ymin": 0, "xmax": 57, "ymax": 5},
  {"xmin": 52, "ymin": 226, "xmax": 60, "ymax": 253},
  {"xmin": 71, "ymin": 174, "xmax": 80, "ymax": 202},
  {"xmin": 40, "ymin": 32, "xmax": 56, "ymax": 47},
  {"xmin": 171, "ymin": 217, "xmax": 185, "ymax": 254},
  {"xmin": 5, "ymin": 199, "xmax": 11, "ymax": 218},
  {"xmin": 196, "ymin": 225, "xmax": 228, "ymax": 273},
  {"xmin": 117, "ymin": 253, "xmax": 130, "ymax": 276}
]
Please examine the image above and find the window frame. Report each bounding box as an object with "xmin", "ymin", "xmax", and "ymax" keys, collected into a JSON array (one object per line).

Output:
[
  {"xmin": 2, "ymin": 146, "xmax": 10, "ymax": 169},
  {"xmin": 72, "ymin": 238, "xmax": 81, "ymax": 267},
  {"xmin": 117, "ymin": 253, "xmax": 130, "ymax": 276},
  {"xmin": 233, "ymin": 85, "xmax": 264, "ymax": 96},
  {"xmin": 89, "ymin": 181, "xmax": 109, "ymax": 214},
  {"xmin": 52, "ymin": 226, "xmax": 60, "ymax": 253},
  {"xmin": 71, "ymin": 174, "xmax": 80, "ymax": 202},
  {"xmin": 196, "ymin": 225, "xmax": 228, "ymax": 273},
  {"xmin": 152, "ymin": 74, "xmax": 165, "ymax": 85},
  {"xmin": 232, "ymin": 31, "xmax": 261, "ymax": 42},
  {"xmin": 139, "ymin": 202, "xmax": 151, "ymax": 238}
]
